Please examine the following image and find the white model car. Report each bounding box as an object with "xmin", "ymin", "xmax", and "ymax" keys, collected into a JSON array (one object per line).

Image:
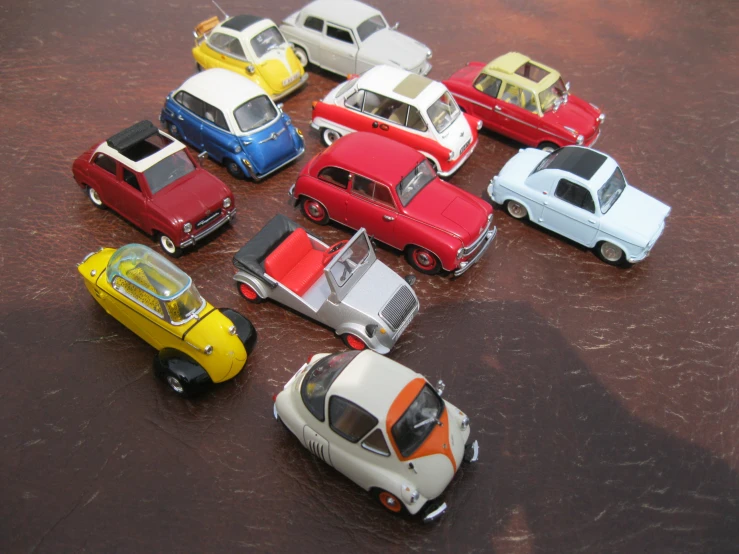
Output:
[
  {"xmin": 488, "ymin": 146, "xmax": 671, "ymax": 265},
  {"xmin": 274, "ymin": 350, "xmax": 479, "ymax": 522},
  {"xmin": 280, "ymin": 0, "xmax": 432, "ymax": 77}
]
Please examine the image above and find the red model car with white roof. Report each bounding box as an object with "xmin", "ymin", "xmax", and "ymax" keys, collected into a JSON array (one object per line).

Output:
[
  {"xmin": 72, "ymin": 121, "xmax": 235, "ymax": 257},
  {"xmin": 290, "ymin": 132, "xmax": 496, "ymax": 276},
  {"xmin": 311, "ymin": 65, "xmax": 482, "ymax": 177}
]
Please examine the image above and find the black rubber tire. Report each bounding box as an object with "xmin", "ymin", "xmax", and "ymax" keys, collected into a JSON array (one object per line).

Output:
[
  {"xmin": 236, "ymin": 281, "xmax": 264, "ymax": 304},
  {"xmin": 406, "ymin": 246, "xmax": 442, "ymax": 275},
  {"xmin": 226, "ymin": 159, "xmax": 245, "ymax": 179},
  {"xmin": 87, "ymin": 186, "xmax": 105, "ymax": 209},
  {"xmin": 595, "ymin": 241, "xmax": 627, "ymax": 266},
  {"xmin": 293, "ymin": 45, "xmax": 309, "ymax": 68}
]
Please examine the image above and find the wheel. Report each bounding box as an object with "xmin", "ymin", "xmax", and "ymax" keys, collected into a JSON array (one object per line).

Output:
[
  {"xmin": 406, "ymin": 246, "xmax": 442, "ymax": 275},
  {"xmin": 300, "ymin": 197, "xmax": 330, "ymax": 225},
  {"xmin": 87, "ymin": 186, "xmax": 105, "ymax": 209},
  {"xmin": 505, "ymin": 200, "xmax": 528, "ymax": 220},
  {"xmin": 165, "ymin": 372, "xmax": 187, "ymax": 396},
  {"xmin": 321, "ymin": 128, "xmax": 342, "ymax": 147},
  {"xmin": 293, "ymin": 45, "xmax": 308, "ymax": 68},
  {"xmin": 237, "ymin": 282, "xmax": 264, "ymax": 303},
  {"xmin": 596, "ymin": 241, "xmax": 626, "ymax": 266},
  {"xmin": 322, "ymin": 240, "xmax": 348, "ymax": 264},
  {"xmin": 167, "ymin": 123, "xmax": 179, "ymax": 137},
  {"xmin": 158, "ymin": 233, "xmax": 183, "ymax": 258},
  {"xmin": 226, "ymin": 159, "xmax": 245, "ymax": 179},
  {"xmin": 425, "ymin": 157, "xmax": 440, "ymax": 173},
  {"xmin": 373, "ymin": 489, "xmax": 406, "ymax": 515},
  {"xmin": 342, "ymin": 334, "xmax": 366, "ymax": 351},
  {"xmin": 538, "ymin": 141, "xmax": 558, "ymax": 153},
  {"xmin": 195, "ymin": 62, "xmax": 203, "ymax": 73}
]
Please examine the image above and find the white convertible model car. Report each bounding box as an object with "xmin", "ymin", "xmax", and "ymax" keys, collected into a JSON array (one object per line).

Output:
[
  {"xmin": 280, "ymin": 0, "xmax": 432, "ymax": 77},
  {"xmin": 488, "ymin": 146, "xmax": 671, "ymax": 265},
  {"xmin": 274, "ymin": 350, "xmax": 479, "ymax": 522}
]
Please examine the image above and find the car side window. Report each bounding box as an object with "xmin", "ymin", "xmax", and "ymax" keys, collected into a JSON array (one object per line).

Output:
[
  {"xmin": 304, "ymin": 16, "xmax": 323, "ymax": 32},
  {"xmin": 554, "ymin": 179, "xmax": 595, "ymax": 213},
  {"xmin": 318, "ymin": 166, "xmax": 351, "ymax": 188},
  {"xmin": 344, "ymin": 89, "xmax": 365, "ymax": 111},
  {"xmin": 326, "ymin": 25, "xmax": 354, "ymax": 45},
  {"xmin": 112, "ymin": 276, "xmax": 164, "ymax": 317},
  {"xmin": 362, "ymin": 92, "xmax": 406, "ymax": 124},
  {"xmin": 352, "ymin": 175, "xmax": 374, "ymax": 198},
  {"xmin": 500, "ymin": 82, "xmax": 523, "ymax": 107},
  {"xmin": 177, "ymin": 91, "xmax": 205, "ymax": 119},
  {"xmin": 93, "ymin": 153, "xmax": 117, "ymax": 175},
  {"xmin": 474, "ymin": 73, "xmax": 502, "ymax": 98},
  {"xmin": 361, "ymin": 428, "xmax": 390, "ymax": 456},
  {"xmin": 406, "ymin": 106, "xmax": 428, "ymax": 132},
  {"xmin": 122, "ymin": 168, "xmax": 141, "ymax": 191},
  {"xmin": 520, "ymin": 89, "xmax": 538, "ymax": 113},
  {"xmin": 203, "ymin": 103, "xmax": 228, "ymax": 131},
  {"xmin": 373, "ymin": 184, "xmax": 396, "ymax": 209},
  {"xmin": 209, "ymin": 32, "xmax": 246, "ymax": 59},
  {"xmin": 329, "ymin": 396, "xmax": 378, "ymax": 443}
]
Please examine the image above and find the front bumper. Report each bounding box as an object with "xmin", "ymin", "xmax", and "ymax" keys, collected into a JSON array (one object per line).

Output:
[
  {"xmin": 241, "ymin": 144, "xmax": 305, "ymax": 181},
  {"xmin": 421, "ymin": 500, "xmax": 447, "ymax": 523},
  {"xmin": 438, "ymin": 138, "xmax": 477, "ymax": 177},
  {"xmin": 453, "ymin": 227, "xmax": 497, "ymax": 277},
  {"xmin": 179, "ymin": 208, "xmax": 235, "ymax": 248},
  {"xmin": 271, "ymin": 72, "xmax": 309, "ymax": 102}
]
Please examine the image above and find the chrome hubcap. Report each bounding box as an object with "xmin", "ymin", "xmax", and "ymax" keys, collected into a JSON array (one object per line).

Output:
[
  {"xmin": 601, "ymin": 243, "xmax": 622, "ymax": 262},
  {"xmin": 161, "ymin": 236, "xmax": 176, "ymax": 253},
  {"xmin": 417, "ymin": 252, "xmax": 431, "ymax": 266},
  {"xmin": 308, "ymin": 204, "xmax": 321, "ymax": 217},
  {"xmin": 89, "ymin": 189, "xmax": 101, "ymax": 204},
  {"xmin": 386, "ymin": 497, "xmax": 396, "ymax": 506},
  {"xmin": 325, "ymin": 131, "xmax": 339, "ymax": 144},
  {"xmin": 509, "ymin": 202, "xmax": 525, "ymax": 218},
  {"xmin": 167, "ymin": 376, "xmax": 184, "ymax": 394}
]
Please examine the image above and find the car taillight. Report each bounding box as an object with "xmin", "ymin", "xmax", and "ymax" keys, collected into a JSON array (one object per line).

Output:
[
  {"xmin": 272, "ymin": 393, "xmax": 277, "ymax": 403},
  {"xmin": 312, "ymin": 101, "xmax": 318, "ymax": 109}
]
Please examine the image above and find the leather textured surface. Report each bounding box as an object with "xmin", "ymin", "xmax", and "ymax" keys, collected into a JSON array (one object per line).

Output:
[{"xmin": 0, "ymin": 0, "xmax": 737, "ymax": 552}]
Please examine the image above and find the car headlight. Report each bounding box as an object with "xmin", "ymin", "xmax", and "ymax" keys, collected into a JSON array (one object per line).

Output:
[
  {"xmin": 476, "ymin": 119, "xmax": 483, "ymax": 131},
  {"xmin": 426, "ymin": 50, "xmax": 432, "ymax": 60},
  {"xmin": 461, "ymin": 415, "xmax": 470, "ymax": 430},
  {"xmin": 409, "ymin": 490, "xmax": 420, "ymax": 504},
  {"xmin": 234, "ymin": 144, "xmax": 242, "ymax": 153},
  {"xmin": 457, "ymin": 246, "xmax": 464, "ymax": 260},
  {"xmin": 223, "ymin": 197, "xmax": 232, "ymax": 209},
  {"xmin": 296, "ymin": 128, "xmax": 303, "ymax": 137},
  {"xmin": 576, "ymin": 134, "xmax": 584, "ymax": 145},
  {"xmin": 183, "ymin": 222, "xmax": 192, "ymax": 233},
  {"xmin": 598, "ymin": 113, "xmax": 606, "ymax": 123}
]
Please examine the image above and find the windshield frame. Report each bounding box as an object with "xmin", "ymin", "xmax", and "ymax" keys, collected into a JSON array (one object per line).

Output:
[
  {"xmin": 426, "ymin": 91, "xmax": 460, "ymax": 134},
  {"xmin": 325, "ymin": 229, "xmax": 376, "ymax": 303},
  {"xmin": 249, "ymin": 25, "xmax": 286, "ymax": 58},
  {"xmin": 598, "ymin": 167, "xmax": 627, "ymax": 214},
  {"xmin": 233, "ymin": 95, "xmax": 280, "ymax": 134},
  {"xmin": 396, "ymin": 159, "xmax": 435, "ymax": 206},
  {"xmin": 538, "ymin": 77, "xmax": 568, "ymax": 113},
  {"xmin": 143, "ymin": 150, "xmax": 196, "ymax": 195},
  {"xmin": 391, "ymin": 383, "xmax": 445, "ymax": 458}
]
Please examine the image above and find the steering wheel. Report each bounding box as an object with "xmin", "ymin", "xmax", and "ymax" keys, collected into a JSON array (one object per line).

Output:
[{"xmin": 322, "ymin": 240, "xmax": 348, "ymax": 265}]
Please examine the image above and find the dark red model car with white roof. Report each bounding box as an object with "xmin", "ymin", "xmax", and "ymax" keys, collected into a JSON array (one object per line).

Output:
[
  {"xmin": 72, "ymin": 120, "xmax": 236, "ymax": 257},
  {"xmin": 290, "ymin": 132, "xmax": 496, "ymax": 276}
]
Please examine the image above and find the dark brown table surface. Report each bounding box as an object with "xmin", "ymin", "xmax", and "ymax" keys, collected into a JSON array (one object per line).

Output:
[{"xmin": 1, "ymin": 0, "xmax": 737, "ymax": 552}]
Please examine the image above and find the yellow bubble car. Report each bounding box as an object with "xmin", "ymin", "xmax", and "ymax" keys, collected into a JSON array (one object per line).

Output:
[
  {"xmin": 192, "ymin": 13, "xmax": 308, "ymax": 101},
  {"xmin": 78, "ymin": 244, "xmax": 257, "ymax": 397}
]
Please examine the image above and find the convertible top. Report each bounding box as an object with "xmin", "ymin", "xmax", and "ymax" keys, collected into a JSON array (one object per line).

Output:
[{"xmin": 233, "ymin": 214, "xmax": 303, "ymax": 279}]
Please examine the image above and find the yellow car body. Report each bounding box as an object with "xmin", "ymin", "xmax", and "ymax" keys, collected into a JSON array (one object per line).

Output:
[
  {"xmin": 192, "ymin": 14, "xmax": 307, "ymax": 101},
  {"xmin": 78, "ymin": 245, "xmax": 256, "ymax": 396}
]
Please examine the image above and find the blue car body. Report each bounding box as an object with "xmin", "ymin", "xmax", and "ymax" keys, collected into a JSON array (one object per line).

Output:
[{"xmin": 160, "ymin": 95, "xmax": 304, "ymax": 181}]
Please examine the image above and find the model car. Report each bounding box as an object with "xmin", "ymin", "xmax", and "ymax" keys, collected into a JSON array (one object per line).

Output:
[
  {"xmin": 311, "ymin": 66, "xmax": 481, "ymax": 177},
  {"xmin": 290, "ymin": 133, "xmax": 496, "ymax": 276},
  {"xmin": 232, "ymin": 214, "xmax": 418, "ymax": 353},
  {"xmin": 280, "ymin": 0, "xmax": 432, "ymax": 77},
  {"xmin": 78, "ymin": 244, "xmax": 257, "ymax": 397},
  {"xmin": 160, "ymin": 68, "xmax": 305, "ymax": 181},
  {"xmin": 72, "ymin": 120, "xmax": 236, "ymax": 257},
  {"xmin": 488, "ymin": 146, "xmax": 671, "ymax": 265},
  {"xmin": 192, "ymin": 12, "xmax": 307, "ymax": 101},
  {"xmin": 444, "ymin": 52, "xmax": 605, "ymax": 151},
  {"xmin": 274, "ymin": 350, "xmax": 479, "ymax": 521}
]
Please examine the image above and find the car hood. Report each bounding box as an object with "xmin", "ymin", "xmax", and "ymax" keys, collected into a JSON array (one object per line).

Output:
[
  {"xmin": 499, "ymin": 148, "xmax": 549, "ymax": 182},
  {"xmin": 358, "ymin": 30, "xmax": 428, "ymax": 69},
  {"xmin": 542, "ymin": 94, "xmax": 600, "ymax": 139},
  {"xmin": 151, "ymin": 170, "xmax": 230, "ymax": 222},
  {"xmin": 406, "ymin": 179, "xmax": 489, "ymax": 243},
  {"xmin": 444, "ymin": 62, "xmax": 484, "ymax": 89},
  {"xmin": 342, "ymin": 260, "xmax": 412, "ymax": 316},
  {"xmin": 600, "ymin": 185, "xmax": 671, "ymax": 244}
]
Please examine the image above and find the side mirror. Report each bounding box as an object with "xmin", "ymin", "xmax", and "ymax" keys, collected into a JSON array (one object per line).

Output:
[
  {"xmin": 197, "ymin": 151, "xmax": 208, "ymax": 166},
  {"xmin": 276, "ymin": 102, "xmax": 284, "ymax": 112},
  {"xmin": 565, "ymin": 81, "xmax": 571, "ymax": 91},
  {"xmin": 391, "ymin": 22, "xmax": 399, "ymax": 30},
  {"xmin": 436, "ymin": 379, "xmax": 445, "ymax": 396}
]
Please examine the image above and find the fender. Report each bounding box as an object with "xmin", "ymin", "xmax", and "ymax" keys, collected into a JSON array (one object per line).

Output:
[
  {"xmin": 219, "ymin": 308, "xmax": 258, "ymax": 356},
  {"xmin": 334, "ymin": 322, "xmax": 391, "ymax": 355},
  {"xmin": 233, "ymin": 270, "xmax": 273, "ymax": 298},
  {"xmin": 292, "ymin": 41, "xmax": 313, "ymax": 65},
  {"xmin": 416, "ymin": 150, "xmax": 443, "ymax": 174},
  {"xmin": 495, "ymin": 189, "xmax": 536, "ymax": 223},
  {"xmin": 153, "ymin": 348, "xmax": 212, "ymax": 393},
  {"xmin": 593, "ymin": 234, "xmax": 636, "ymax": 258}
]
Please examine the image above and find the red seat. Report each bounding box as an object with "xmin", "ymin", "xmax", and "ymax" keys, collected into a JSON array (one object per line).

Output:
[{"xmin": 264, "ymin": 228, "xmax": 326, "ymax": 296}]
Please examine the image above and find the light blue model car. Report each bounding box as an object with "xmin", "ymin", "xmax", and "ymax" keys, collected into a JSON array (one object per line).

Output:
[{"xmin": 160, "ymin": 68, "xmax": 304, "ymax": 180}]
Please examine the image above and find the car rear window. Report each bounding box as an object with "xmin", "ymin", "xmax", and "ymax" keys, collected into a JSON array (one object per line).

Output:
[{"xmin": 300, "ymin": 351, "xmax": 360, "ymax": 421}]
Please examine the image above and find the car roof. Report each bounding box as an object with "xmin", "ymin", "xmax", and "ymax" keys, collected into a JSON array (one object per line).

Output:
[
  {"xmin": 357, "ymin": 65, "xmax": 446, "ymax": 108},
  {"xmin": 300, "ymin": 0, "xmax": 381, "ymax": 28},
  {"xmin": 176, "ymin": 68, "xmax": 268, "ymax": 112},
  {"xmin": 329, "ymin": 351, "xmax": 422, "ymax": 419},
  {"xmin": 543, "ymin": 146, "xmax": 619, "ymax": 190},
  {"xmin": 314, "ymin": 133, "xmax": 422, "ymax": 185},
  {"xmin": 214, "ymin": 15, "xmax": 276, "ymax": 39},
  {"xmin": 483, "ymin": 52, "xmax": 561, "ymax": 92},
  {"xmin": 95, "ymin": 123, "xmax": 186, "ymax": 173},
  {"xmin": 221, "ymin": 14, "xmax": 264, "ymax": 32},
  {"xmin": 107, "ymin": 243, "xmax": 192, "ymax": 300}
]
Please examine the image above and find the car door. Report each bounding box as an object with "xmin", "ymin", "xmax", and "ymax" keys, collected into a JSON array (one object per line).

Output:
[
  {"xmin": 320, "ymin": 24, "xmax": 358, "ymax": 75},
  {"xmin": 468, "ymin": 73, "xmax": 504, "ymax": 128},
  {"xmin": 172, "ymin": 91, "xmax": 204, "ymax": 147},
  {"xmin": 346, "ymin": 176, "xmax": 398, "ymax": 247},
  {"xmin": 541, "ymin": 178, "xmax": 600, "ymax": 244},
  {"xmin": 106, "ymin": 274, "xmax": 172, "ymax": 349},
  {"xmin": 314, "ymin": 166, "xmax": 350, "ymax": 222},
  {"xmin": 200, "ymin": 102, "xmax": 231, "ymax": 161},
  {"xmin": 105, "ymin": 164, "xmax": 148, "ymax": 230},
  {"xmin": 88, "ymin": 152, "xmax": 120, "ymax": 208},
  {"xmin": 493, "ymin": 81, "xmax": 540, "ymax": 144},
  {"xmin": 360, "ymin": 91, "xmax": 409, "ymax": 144},
  {"xmin": 208, "ymin": 32, "xmax": 252, "ymax": 74},
  {"xmin": 299, "ymin": 15, "xmax": 324, "ymax": 63}
]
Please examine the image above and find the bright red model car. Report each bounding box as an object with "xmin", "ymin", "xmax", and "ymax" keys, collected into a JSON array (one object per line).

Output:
[
  {"xmin": 443, "ymin": 52, "xmax": 605, "ymax": 151},
  {"xmin": 72, "ymin": 120, "xmax": 236, "ymax": 257},
  {"xmin": 289, "ymin": 132, "xmax": 496, "ymax": 276}
]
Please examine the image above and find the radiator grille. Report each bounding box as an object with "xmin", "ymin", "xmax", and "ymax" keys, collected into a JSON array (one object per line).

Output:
[{"xmin": 380, "ymin": 287, "xmax": 417, "ymax": 330}]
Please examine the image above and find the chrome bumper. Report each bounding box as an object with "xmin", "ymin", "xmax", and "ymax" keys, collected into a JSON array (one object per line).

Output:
[
  {"xmin": 453, "ymin": 227, "xmax": 497, "ymax": 277},
  {"xmin": 288, "ymin": 184, "xmax": 299, "ymax": 206},
  {"xmin": 422, "ymin": 501, "xmax": 447, "ymax": 523},
  {"xmin": 271, "ymin": 72, "xmax": 309, "ymax": 102},
  {"xmin": 438, "ymin": 139, "xmax": 477, "ymax": 177},
  {"xmin": 180, "ymin": 209, "xmax": 235, "ymax": 248}
]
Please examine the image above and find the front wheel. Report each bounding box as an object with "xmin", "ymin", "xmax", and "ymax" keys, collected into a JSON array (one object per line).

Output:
[
  {"xmin": 87, "ymin": 186, "xmax": 105, "ymax": 209},
  {"xmin": 237, "ymin": 282, "xmax": 264, "ymax": 303},
  {"xmin": 538, "ymin": 141, "xmax": 559, "ymax": 153},
  {"xmin": 373, "ymin": 489, "xmax": 406, "ymax": 515},
  {"xmin": 406, "ymin": 246, "xmax": 442, "ymax": 275},
  {"xmin": 226, "ymin": 159, "xmax": 245, "ymax": 179},
  {"xmin": 342, "ymin": 334, "xmax": 366, "ymax": 351},
  {"xmin": 505, "ymin": 200, "xmax": 528, "ymax": 220},
  {"xmin": 321, "ymin": 128, "xmax": 342, "ymax": 147},
  {"xmin": 596, "ymin": 241, "xmax": 626, "ymax": 266},
  {"xmin": 300, "ymin": 197, "xmax": 330, "ymax": 225},
  {"xmin": 293, "ymin": 45, "xmax": 309, "ymax": 68},
  {"xmin": 158, "ymin": 233, "xmax": 183, "ymax": 258}
]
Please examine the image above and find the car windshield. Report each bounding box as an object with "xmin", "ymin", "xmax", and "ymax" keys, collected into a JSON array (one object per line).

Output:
[
  {"xmin": 391, "ymin": 384, "xmax": 444, "ymax": 457},
  {"xmin": 357, "ymin": 15, "xmax": 386, "ymax": 41},
  {"xmin": 144, "ymin": 150, "xmax": 196, "ymax": 194},
  {"xmin": 397, "ymin": 160, "xmax": 435, "ymax": 206},
  {"xmin": 250, "ymin": 26, "xmax": 286, "ymax": 58},
  {"xmin": 234, "ymin": 95, "xmax": 278, "ymax": 133},
  {"xmin": 426, "ymin": 91, "xmax": 460, "ymax": 133},
  {"xmin": 328, "ymin": 232, "xmax": 371, "ymax": 288},
  {"xmin": 300, "ymin": 351, "xmax": 360, "ymax": 421},
  {"xmin": 539, "ymin": 77, "xmax": 568, "ymax": 113},
  {"xmin": 598, "ymin": 167, "xmax": 626, "ymax": 214}
]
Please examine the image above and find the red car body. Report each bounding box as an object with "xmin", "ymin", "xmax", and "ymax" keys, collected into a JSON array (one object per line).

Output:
[
  {"xmin": 444, "ymin": 60, "xmax": 604, "ymax": 150},
  {"xmin": 72, "ymin": 121, "xmax": 236, "ymax": 256},
  {"xmin": 290, "ymin": 132, "xmax": 496, "ymax": 276}
]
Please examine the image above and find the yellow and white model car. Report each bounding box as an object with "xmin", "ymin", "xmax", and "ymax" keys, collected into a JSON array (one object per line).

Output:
[
  {"xmin": 78, "ymin": 244, "xmax": 257, "ymax": 397},
  {"xmin": 274, "ymin": 350, "xmax": 479, "ymax": 521},
  {"xmin": 192, "ymin": 13, "xmax": 307, "ymax": 101}
]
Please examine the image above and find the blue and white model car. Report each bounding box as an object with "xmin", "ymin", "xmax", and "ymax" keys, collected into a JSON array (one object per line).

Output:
[{"xmin": 160, "ymin": 68, "xmax": 305, "ymax": 180}]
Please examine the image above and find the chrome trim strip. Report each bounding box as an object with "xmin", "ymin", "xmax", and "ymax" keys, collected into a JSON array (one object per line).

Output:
[
  {"xmin": 451, "ymin": 93, "xmax": 492, "ymax": 111},
  {"xmin": 461, "ymin": 217, "xmax": 493, "ymax": 256},
  {"xmin": 453, "ymin": 227, "xmax": 497, "ymax": 277},
  {"xmin": 258, "ymin": 127, "xmax": 286, "ymax": 144},
  {"xmin": 493, "ymin": 107, "xmax": 575, "ymax": 144}
]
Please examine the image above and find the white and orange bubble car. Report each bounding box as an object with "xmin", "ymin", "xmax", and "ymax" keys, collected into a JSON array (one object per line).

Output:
[{"xmin": 273, "ymin": 350, "xmax": 478, "ymax": 521}]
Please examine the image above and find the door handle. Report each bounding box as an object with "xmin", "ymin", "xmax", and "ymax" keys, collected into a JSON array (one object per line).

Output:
[
  {"xmin": 177, "ymin": 115, "xmax": 184, "ymax": 121},
  {"xmin": 588, "ymin": 219, "xmax": 596, "ymax": 224},
  {"xmin": 494, "ymin": 105, "xmax": 502, "ymax": 112},
  {"xmin": 383, "ymin": 215, "xmax": 394, "ymax": 222},
  {"xmin": 372, "ymin": 121, "xmax": 379, "ymax": 128},
  {"xmin": 543, "ymin": 201, "xmax": 548, "ymax": 206}
]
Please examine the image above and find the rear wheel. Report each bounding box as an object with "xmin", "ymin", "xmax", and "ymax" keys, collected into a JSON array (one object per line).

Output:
[
  {"xmin": 167, "ymin": 123, "xmax": 180, "ymax": 138},
  {"xmin": 87, "ymin": 186, "xmax": 105, "ymax": 209},
  {"xmin": 406, "ymin": 246, "xmax": 441, "ymax": 275},
  {"xmin": 293, "ymin": 45, "xmax": 309, "ymax": 68},
  {"xmin": 321, "ymin": 128, "xmax": 342, "ymax": 146},
  {"xmin": 237, "ymin": 282, "xmax": 264, "ymax": 303},
  {"xmin": 301, "ymin": 197, "xmax": 330, "ymax": 225},
  {"xmin": 342, "ymin": 334, "xmax": 366, "ymax": 351}
]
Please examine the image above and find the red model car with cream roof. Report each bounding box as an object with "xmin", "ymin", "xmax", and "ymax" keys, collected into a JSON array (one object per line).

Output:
[{"xmin": 290, "ymin": 132, "xmax": 496, "ymax": 276}]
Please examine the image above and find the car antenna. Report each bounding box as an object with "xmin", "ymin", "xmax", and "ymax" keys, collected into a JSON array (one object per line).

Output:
[{"xmin": 212, "ymin": 0, "xmax": 229, "ymax": 19}]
